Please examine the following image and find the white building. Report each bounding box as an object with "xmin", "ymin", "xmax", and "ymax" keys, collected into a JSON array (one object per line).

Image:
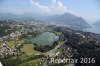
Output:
[{"xmin": 0, "ymin": 62, "xmax": 3, "ymax": 66}]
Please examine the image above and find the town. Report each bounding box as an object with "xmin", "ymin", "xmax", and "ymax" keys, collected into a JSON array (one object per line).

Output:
[{"xmin": 0, "ymin": 19, "xmax": 100, "ymax": 66}]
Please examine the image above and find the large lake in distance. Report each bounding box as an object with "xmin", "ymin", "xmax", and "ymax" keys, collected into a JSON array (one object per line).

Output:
[{"xmin": 83, "ymin": 26, "xmax": 100, "ymax": 34}]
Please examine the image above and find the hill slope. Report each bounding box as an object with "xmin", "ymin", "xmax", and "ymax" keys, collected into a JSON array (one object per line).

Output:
[{"xmin": 47, "ymin": 13, "xmax": 91, "ymax": 29}]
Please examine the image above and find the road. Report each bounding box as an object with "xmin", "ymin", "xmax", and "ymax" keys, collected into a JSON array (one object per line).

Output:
[
  {"xmin": 44, "ymin": 41, "xmax": 65, "ymax": 57},
  {"xmin": 43, "ymin": 41, "xmax": 66, "ymax": 66},
  {"xmin": 43, "ymin": 60, "xmax": 47, "ymax": 66}
]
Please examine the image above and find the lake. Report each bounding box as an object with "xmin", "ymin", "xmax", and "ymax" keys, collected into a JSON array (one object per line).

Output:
[
  {"xmin": 29, "ymin": 32, "xmax": 59, "ymax": 46},
  {"xmin": 83, "ymin": 26, "xmax": 100, "ymax": 34}
]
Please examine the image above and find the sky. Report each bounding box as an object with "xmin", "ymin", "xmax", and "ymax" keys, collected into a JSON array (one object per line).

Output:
[{"xmin": 0, "ymin": 0, "xmax": 100, "ymax": 24}]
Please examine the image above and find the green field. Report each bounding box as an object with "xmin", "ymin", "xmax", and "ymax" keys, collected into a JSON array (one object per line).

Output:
[
  {"xmin": 21, "ymin": 44, "xmax": 41, "ymax": 56},
  {"xmin": 19, "ymin": 58, "xmax": 43, "ymax": 66},
  {"xmin": 54, "ymin": 32, "xmax": 62, "ymax": 36}
]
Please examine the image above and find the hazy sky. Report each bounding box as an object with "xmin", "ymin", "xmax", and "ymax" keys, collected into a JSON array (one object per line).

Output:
[{"xmin": 0, "ymin": 0, "xmax": 100, "ymax": 24}]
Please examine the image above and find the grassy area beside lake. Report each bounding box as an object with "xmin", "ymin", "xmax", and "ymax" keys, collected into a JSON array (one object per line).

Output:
[{"xmin": 21, "ymin": 44, "xmax": 41, "ymax": 56}]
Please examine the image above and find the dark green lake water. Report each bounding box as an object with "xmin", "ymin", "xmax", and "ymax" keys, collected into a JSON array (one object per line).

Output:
[{"xmin": 29, "ymin": 32, "xmax": 59, "ymax": 46}]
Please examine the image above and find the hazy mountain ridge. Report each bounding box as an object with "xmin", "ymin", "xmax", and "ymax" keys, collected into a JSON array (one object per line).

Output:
[
  {"xmin": 0, "ymin": 13, "xmax": 91, "ymax": 29},
  {"xmin": 46, "ymin": 13, "xmax": 91, "ymax": 29}
]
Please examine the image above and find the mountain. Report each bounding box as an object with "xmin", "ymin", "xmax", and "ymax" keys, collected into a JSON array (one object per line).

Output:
[
  {"xmin": 0, "ymin": 13, "xmax": 91, "ymax": 29},
  {"xmin": 46, "ymin": 13, "xmax": 91, "ymax": 29},
  {"xmin": 93, "ymin": 20, "xmax": 100, "ymax": 26}
]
